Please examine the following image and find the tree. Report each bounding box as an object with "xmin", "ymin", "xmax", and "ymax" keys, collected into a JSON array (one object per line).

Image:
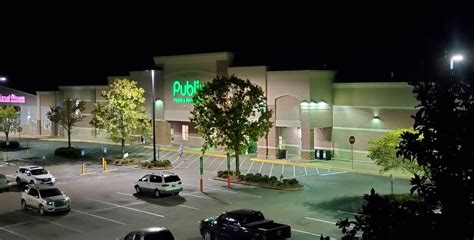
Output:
[
  {"xmin": 338, "ymin": 68, "xmax": 474, "ymax": 239},
  {"xmin": 368, "ymin": 128, "xmax": 425, "ymax": 176},
  {"xmin": 0, "ymin": 106, "xmax": 20, "ymax": 145},
  {"xmin": 190, "ymin": 75, "xmax": 272, "ymax": 175},
  {"xmin": 47, "ymin": 98, "xmax": 86, "ymax": 148},
  {"xmin": 397, "ymin": 70, "xmax": 474, "ymax": 239},
  {"xmin": 90, "ymin": 79, "xmax": 151, "ymax": 158}
]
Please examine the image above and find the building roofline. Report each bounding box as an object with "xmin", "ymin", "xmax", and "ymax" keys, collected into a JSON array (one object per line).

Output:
[
  {"xmin": 334, "ymin": 82, "xmax": 412, "ymax": 88},
  {"xmin": 0, "ymin": 86, "xmax": 37, "ymax": 97},
  {"xmin": 154, "ymin": 52, "xmax": 233, "ymax": 65}
]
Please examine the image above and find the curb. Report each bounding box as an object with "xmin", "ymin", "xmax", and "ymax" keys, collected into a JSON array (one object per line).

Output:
[
  {"xmin": 212, "ymin": 177, "xmax": 304, "ymax": 191},
  {"xmin": 79, "ymin": 172, "xmax": 96, "ymax": 176}
]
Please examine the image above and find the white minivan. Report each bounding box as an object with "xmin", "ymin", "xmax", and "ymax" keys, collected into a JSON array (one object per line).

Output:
[{"xmin": 134, "ymin": 172, "xmax": 182, "ymax": 198}]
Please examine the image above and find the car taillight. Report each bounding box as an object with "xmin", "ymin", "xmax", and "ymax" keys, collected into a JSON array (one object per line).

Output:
[{"xmin": 162, "ymin": 184, "xmax": 169, "ymax": 187}]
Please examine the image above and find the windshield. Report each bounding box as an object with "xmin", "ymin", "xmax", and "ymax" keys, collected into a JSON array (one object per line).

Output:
[
  {"xmin": 40, "ymin": 188, "xmax": 63, "ymax": 198},
  {"xmin": 164, "ymin": 175, "xmax": 180, "ymax": 183},
  {"xmin": 30, "ymin": 169, "xmax": 48, "ymax": 175}
]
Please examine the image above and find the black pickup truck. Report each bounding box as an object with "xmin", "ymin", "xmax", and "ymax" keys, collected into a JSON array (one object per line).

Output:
[{"xmin": 199, "ymin": 209, "xmax": 291, "ymax": 240}]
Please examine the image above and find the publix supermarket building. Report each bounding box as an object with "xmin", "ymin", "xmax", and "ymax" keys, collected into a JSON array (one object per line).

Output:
[{"xmin": 2, "ymin": 52, "xmax": 418, "ymax": 161}]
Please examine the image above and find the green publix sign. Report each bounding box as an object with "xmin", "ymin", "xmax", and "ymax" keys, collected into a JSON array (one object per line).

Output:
[{"xmin": 172, "ymin": 79, "xmax": 204, "ymax": 104}]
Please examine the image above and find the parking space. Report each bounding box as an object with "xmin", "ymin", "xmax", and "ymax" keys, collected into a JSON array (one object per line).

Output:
[{"xmin": 1, "ymin": 140, "xmax": 411, "ymax": 239}]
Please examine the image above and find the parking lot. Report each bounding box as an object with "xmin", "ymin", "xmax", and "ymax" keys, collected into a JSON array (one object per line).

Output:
[{"xmin": 1, "ymin": 140, "xmax": 411, "ymax": 239}]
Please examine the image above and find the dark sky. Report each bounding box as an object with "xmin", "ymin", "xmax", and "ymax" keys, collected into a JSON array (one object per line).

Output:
[{"xmin": 1, "ymin": 2, "xmax": 473, "ymax": 94}]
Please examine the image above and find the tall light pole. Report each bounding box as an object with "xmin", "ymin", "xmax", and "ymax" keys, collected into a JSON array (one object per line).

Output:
[
  {"xmin": 151, "ymin": 70, "xmax": 157, "ymax": 161},
  {"xmin": 450, "ymin": 54, "xmax": 464, "ymax": 70}
]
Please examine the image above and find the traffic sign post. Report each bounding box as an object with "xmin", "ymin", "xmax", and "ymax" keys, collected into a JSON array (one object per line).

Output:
[
  {"xmin": 349, "ymin": 136, "xmax": 355, "ymax": 169},
  {"xmin": 227, "ymin": 153, "xmax": 231, "ymax": 189},
  {"xmin": 199, "ymin": 156, "xmax": 204, "ymax": 192}
]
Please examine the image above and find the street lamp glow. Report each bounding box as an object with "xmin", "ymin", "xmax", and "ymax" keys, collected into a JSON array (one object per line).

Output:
[
  {"xmin": 450, "ymin": 54, "xmax": 464, "ymax": 70},
  {"xmin": 0, "ymin": 76, "xmax": 6, "ymax": 81}
]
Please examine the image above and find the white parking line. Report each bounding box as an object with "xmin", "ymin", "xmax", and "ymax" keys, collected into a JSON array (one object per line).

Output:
[
  {"xmin": 160, "ymin": 151, "xmax": 172, "ymax": 159},
  {"xmin": 292, "ymin": 228, "xmax": 321, "ymax": 237},
  {"xmin": 239, "ymin": 158, "xmax": 246, "ymax": 170},
  {"xmin": 183, "ymin": 184, "xmax": 262, "ymax": 198},
  {"xmin": 115, "ymin": 192, "xmax": 200, "ymax": 210},
  {"xmin": 269, "ymin": 163, "xmax": 274, "ymax": 176},
  {"xmin": 305, "ymin": 217, "xmax": 337, "ymax": 225},
  {"xmin": 320, "ymin": 171, "xmax": 346, "ymax": 176},
  {"xmin": 258, "ymin": 162, "xmax": 264, "ymax": 173},
  {"xmin": 337, "ymin": 210, "xmax": 359, "ymax": 215},
  {"xmin": 71, "ymin": 209, "xmax": 126, "ymax": 225},
  {"xmin": 216, "ymin": 158, "xmax": 226, "ymax": 170},
  {"xmin": 0, "ymin": 227, "xmax": 31, "ymax": 239},
  {"xmin": 207, "ymin": 156, "xmax": 218, "ymax": 169},
  {"xmin": 295, "ymin": 172, "xmax": 321, "ymax": 178},
  {"xmin": 316, "ymin": 168, "xmax": 320, "ymax": 175},
  {"xmin": 171, "ymin": 155, "xmax": 180, "ymax": 165},
  {"xmin": 281, "ymin": 164, "xmax": 285, "ymax": 177},
  {"xmin": 85, "ymin": 198, "xmax": 164, "ymax": 218},
  {"xmin": 180, "ymin": 192, "xmax": 233, "ymax": 204},
  {"xmin": 12, "ymin": 210, "xmax": 83, "ymax": 234},
  {"xmin": 305, "ymin": 166, "xmax": 308, "ymax": 175},
  {"xmin": 246, "ymin": 160, "xmax": 254, "ymax": 174},
  {"xmin": 293, "ymin": 165, "xmax": 296, "ymax": 178},
  {"xmin": 184, "ymin": 155, "xmax": 199, "ymax": 168}
]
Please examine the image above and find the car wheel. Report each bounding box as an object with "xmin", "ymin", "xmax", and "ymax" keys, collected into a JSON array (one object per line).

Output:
[
  {"xmin": 29, "ymin": 180, "xmax": 35, "ymax": 185},
  {"xmin": 154, "ymin": 189, "xmax": 160, "ymax": 198},
  {"xmin": 203, "ymin": 231, "xmax": 214, "ymax": 240},
  {"xmin": 135, "ymin": 185, "xmax": 141, "ymax": 194},
  {"xmin": 16, "ymin": 178, "xmax": 22, "ymax": 186},
  {"xmin": 39, "ymin": 205, "xmax": 46, "ymax": 216},
  {"xmin": 172, "ymin": 192, "xmax": 178, "ymax": 196},
  {"xmin": 21, "ymin": 200, "xmax": 27, "ymax": 211}
]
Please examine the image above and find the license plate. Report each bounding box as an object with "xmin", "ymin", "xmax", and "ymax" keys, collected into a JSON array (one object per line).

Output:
[{"xmin": 172, "ymin": 185, "xmax": 176, "ymax": 187}]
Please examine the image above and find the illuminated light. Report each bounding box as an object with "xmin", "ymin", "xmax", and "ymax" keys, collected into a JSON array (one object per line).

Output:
[
  {"xmin": 300, "ymin": 100, "xmax": 309, "ymax": 107},
  {"xmin": 318, "ymin": 100, "xmax": 328, "ymax": 107},
  {"xmin": 0, "ymin": 94, "xmax": 26, "ymax": 103},
  {"xmin": 172, "ymin": 79, "xmax": 204, "ymax": 104},
  {"xmin": 450, "ymin": 54, "xmax": 464, "ymax": 70},
  {"xmin": 0, "ymin": 76, "xmax": 6, "ymax": 81}
]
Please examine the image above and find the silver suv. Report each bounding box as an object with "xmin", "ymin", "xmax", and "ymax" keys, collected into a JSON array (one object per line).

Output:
[
  {"xmin": 16, "ymin": 166, "xmax": 56, "ymax": 185},
  {"xmin": 21, "ymin": 184, "xmax": 71, "ymax": 215},
  {"xmin": 134, "ymin": 172, "xmax": 182, "ymax": 198}
]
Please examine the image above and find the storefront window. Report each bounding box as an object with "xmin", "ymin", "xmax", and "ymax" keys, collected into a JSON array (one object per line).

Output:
[{"xmin": 182, "ymin": 125, "xmax": 189, "ymax": 141}]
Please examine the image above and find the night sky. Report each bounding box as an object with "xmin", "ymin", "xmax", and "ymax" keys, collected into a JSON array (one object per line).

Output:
[{"xmin": 1, "ymin": 2, "xmax": 473, "ymax": 94}]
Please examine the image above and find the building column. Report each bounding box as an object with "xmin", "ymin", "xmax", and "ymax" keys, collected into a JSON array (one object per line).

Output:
[
  {"xmin": 300, "ymin": 109, "xmax": 315, "ymax": 160},
  {"xmin": 258, "ymin": 105, "xmax": 278, "ymax": 158}
]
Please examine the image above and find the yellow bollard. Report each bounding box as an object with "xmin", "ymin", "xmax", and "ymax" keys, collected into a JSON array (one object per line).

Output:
[{"xmin": 81, "ymin": 164, "xmax": 85, "ymax": 174}]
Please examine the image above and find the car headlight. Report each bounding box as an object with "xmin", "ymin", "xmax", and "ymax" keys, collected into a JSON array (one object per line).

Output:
[{"xmin": 47, "ymin": 201, "xmax": 53, "ymax": 205}]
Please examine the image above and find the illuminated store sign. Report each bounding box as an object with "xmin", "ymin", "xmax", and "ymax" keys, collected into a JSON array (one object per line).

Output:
[
  {"xmin": 172, "ymin": 80, "xmax": 204, "ymax": 104},
  {"xmin": 0, "ymin": 94, "xmax": 26, "ymax": 103}
]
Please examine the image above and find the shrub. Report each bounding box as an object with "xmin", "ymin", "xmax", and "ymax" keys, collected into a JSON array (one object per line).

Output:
[
  {"xmin": 0, "ymin": 141, "xmax": 20, "ymax": 149},
  {"xmin": 218, "ymin": 170, "xmax": 234, "ymax": 178},
  {"xmin": 247, "ymin": 141, "xmax": 257, "ymax": 154},
  {"xmin": 282, "ymin": 179, "xmax": 290, "ymax": 185},
  {"xmin": 54, "ymin": 147, "xmax": 83, "ymax": 158},
  {"xmin": 261, "ymin": 175, "xmax": 270, "ymax": 183},
  {"xmin": 288, "ymin": 178, "xmax": 299, "ymax": 185},
  {"xmin": 141, "ymin": 160, "xmax": 171, "ymax": 168},
  {"xmin": 269, "ymin": 176, "xmax": 278, "ymax": 182}
]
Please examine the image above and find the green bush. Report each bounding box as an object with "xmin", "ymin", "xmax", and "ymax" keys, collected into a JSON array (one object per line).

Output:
[
  {"xmin": 54, "ymin": 147, "xmax": 83, "ymax": 158},
  {"xmin": 288, "ymin": 178, "xmax": 299, "ymax": 185},
  {"xmin": 269, "ymin": 176, "xmax": 278, "ymax": 182},
  {"xmin": 141, "ymin": 160, "xmax": 171, "ymax": 168},
  {"xmin": 261, "ymin": 175, "xmax": 270, "ymax": 183},
  {"xmin": 0, "ymin": 141, "xmax": 20, "ymax": 149},
  {"xmin": 247, "ymin": 141, "xmax": 257, "ymax": 153},
  {"xmin": 282, "ymin": 179, "xmax": 290, "ymax": 184}
]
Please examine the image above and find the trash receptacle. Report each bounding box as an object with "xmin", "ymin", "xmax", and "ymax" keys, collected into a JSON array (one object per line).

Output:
[
  {"xmin": 322, "ymin": 150, "xmax": 332, "ymax": 160},
  {"xmin": 315, "ymin": 148, "xmax": 320, "ymax": 159},
  {"xmin": 277, "ymin": 149, "xmax": 287, "ymax": 159},
  {"xmin": 318, "ymin": 149, "xmax": 324, "ymax": 160}
]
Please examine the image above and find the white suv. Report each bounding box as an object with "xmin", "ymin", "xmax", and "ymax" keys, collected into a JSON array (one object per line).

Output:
[
  {"xmin": 21, "ymin": 184, "xmax": 71, "ymax": 215},
  {"xmin": 134, "ymin": 172, "xmax": 182, "ymax": 198},
  {"xmin": 16, "ymin": 166, "xmax": 56, "ymax": 185}
]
